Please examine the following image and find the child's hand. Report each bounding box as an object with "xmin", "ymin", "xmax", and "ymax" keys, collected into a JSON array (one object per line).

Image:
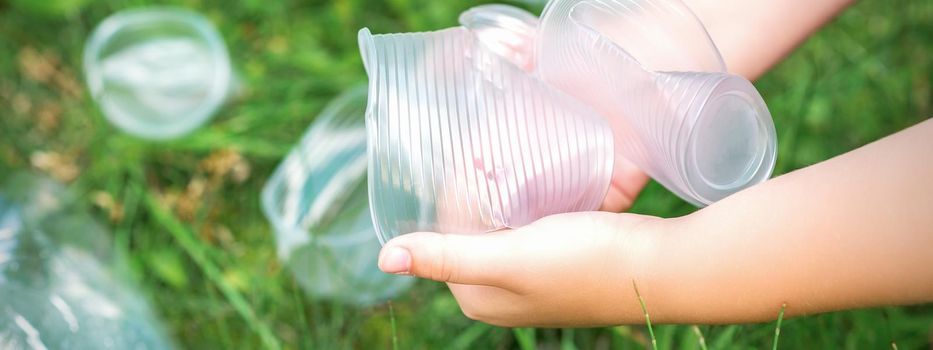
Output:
[
  {"xmin": 377, "ymin": 211, "xmax": 668, "ymax": 327},
  {"xmin": 600, "ymin": 157, "xmax": 649, "ymax": 212},
  {"xmin": 377, "ymin": 119, "xmax": 933, "ymax": 326}
]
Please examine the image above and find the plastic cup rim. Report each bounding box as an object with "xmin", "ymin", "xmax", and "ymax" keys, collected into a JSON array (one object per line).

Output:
[{"xmin": 683, "ymin": 78, "xmax": 777, "ymax": 204}]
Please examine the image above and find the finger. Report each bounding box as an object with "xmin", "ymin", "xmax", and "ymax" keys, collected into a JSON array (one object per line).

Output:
[
  {"xmin": 377, "ymin": 230, "xmax": 518, "ymax": 287},
  {"xmin": 600, "ymin": 156, "xmax": 649, "ymax": 212}
]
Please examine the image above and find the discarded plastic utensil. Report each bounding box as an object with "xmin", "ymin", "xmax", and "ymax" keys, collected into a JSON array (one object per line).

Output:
[
  {"xmin": 0, "ymin": 174, "xmax": 172, "ymax": 350},
  {"xmin": 261, "ymin": 86, "xmax": 413, "ymax": 304},
  {"xmin": 359, "ymin": 0, "xmax": 777, "ymax": 243},
  {"xmin": 84, "ymin": 8, "xmax": 234, "ymax": 139}
]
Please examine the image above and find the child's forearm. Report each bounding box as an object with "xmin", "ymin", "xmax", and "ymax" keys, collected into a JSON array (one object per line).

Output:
[
  {"xmin": 684, "ymin": 0, "xmax": 855, "ymax": 80},
  {"xmin": 640, "ymin": 118, "xmax": 933, "ymax": 323},
  {"xmin": 375, "ymin": 119, "xmax": 932, "ymax": 327}
]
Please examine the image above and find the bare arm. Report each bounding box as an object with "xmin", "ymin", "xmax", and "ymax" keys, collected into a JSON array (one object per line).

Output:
[
  {"xmin": 686, "ymin": 0, "xmax": 856, "ymax": 80},
  {"xmin": 373, "ymin": 0, "xmax": 933, "ymax": 327},
  {"xmin": 379, "ymin": 118, "xmax": 933, "ymax": 327},
  {"xmin": 645, "ymin": 118, "xmax": 933, "ymax": 323}
]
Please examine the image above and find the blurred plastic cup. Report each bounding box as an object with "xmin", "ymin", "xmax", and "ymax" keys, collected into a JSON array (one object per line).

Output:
[
  {"xmin": 83, "ymin": 8, "xmax": 233, "ymax": 139},
  {"xmin": 261, "ymin": 85, "xmax": 413, "ymax": 305},
  {"xmin": 0, "ymin": 174, "xmax": 172, "ymax": 350}
]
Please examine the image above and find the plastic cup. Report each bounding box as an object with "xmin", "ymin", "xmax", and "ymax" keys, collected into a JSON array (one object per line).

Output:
[
  {"xmin": 261, "ymin": 85, "xmax": 413, "ymax": 305},
  {"xmin": 358, "ymin": 26, "xmax": 615, "ymax": 244},
  {"xmin": 458, "ymin": 5, "xmax": 540, "ymax": 72},
  {"xmin": 83, "ymin": 8, "xmax": 233, "ymax": 139},
  {"xmin": 0, "ymin": 175, "xmax": 172, "ymax": 350},
  {"xmin": 536, "ymin": 0, "xmax": 777, "ymax": 205},
  {"xmin": 358, "ymin": 0, "xmax": 778, "ymax": 241}
]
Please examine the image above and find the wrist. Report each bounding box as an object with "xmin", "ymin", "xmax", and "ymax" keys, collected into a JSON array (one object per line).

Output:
[
  {"xmin": 642, "ymin": 188, "xmax": 793, "ymax": 324},
  {"xmin": 603, "ymin": 213, "xmax": 682, "ymax": 324},
  {"xmin": 622, "ymin": 211, "xmax": 717, "ymax": 324}
]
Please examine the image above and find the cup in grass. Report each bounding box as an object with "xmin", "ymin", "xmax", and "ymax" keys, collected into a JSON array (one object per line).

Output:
[
  {"xmin": 84, "ymin": 8, "xmax": 235, "ymax": 139},
  {"xmin": 261, "ymin": 86, "xmax": 413, "ymax": 305}
]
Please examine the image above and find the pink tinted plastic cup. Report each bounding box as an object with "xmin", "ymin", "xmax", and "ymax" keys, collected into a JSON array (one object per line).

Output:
[
  {"xmin": 359, "ymin": 25, "xmax": 614, "ymax": 243},
  {"xmin": 536, "ymin": 0, "xmax": 776, "ymax": 205},
  {"xmin": 359, "ymin": 0, "xmax": 777, "ymax": 243}
]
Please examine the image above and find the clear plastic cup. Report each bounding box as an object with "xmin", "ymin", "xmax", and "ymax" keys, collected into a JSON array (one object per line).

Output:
[
  {"xmin": 458, "ymin": 5, "xmax": 540, "ymax": 72},
  {"xmin": 83, "ymin": 8, "xmax": 233, "ymax": 139},
  {"xmin": 261, "ymin": 85, "xmax": 413, "ymax": 305},
  {"xmin": 0, "ymin": 175, "xmax": 172, "ymax": 350},
  {"xmin": 358, "ymin": 26, "xmax": 615, "ymax": 243},
  {"xmin": 358, "ymin": 1, "xmax": 777, "ymax": 242},
  {"xmin": 535, "ymin": 0, "xmax": 777, "ymax": 205}
]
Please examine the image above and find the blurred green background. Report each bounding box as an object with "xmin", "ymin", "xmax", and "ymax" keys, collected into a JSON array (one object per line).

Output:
[{"xmin": 1, "ymin": 0, "xmax": 931, "ymax": 348}]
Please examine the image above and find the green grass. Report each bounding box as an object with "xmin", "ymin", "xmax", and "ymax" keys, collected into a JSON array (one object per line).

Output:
[
  {"xmin": 633, "ymin": 281, "xmax": 657, "ymax": 350},
  {"xmin": 773, "ymin": 304, "xmax": 786, "ymax": 350},
  {"xmin": 1, "ymin": 0, "xmax": 932, "ymax": 348}
]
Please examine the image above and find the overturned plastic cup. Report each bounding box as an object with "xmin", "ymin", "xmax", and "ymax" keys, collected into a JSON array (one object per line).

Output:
[
  {"xmin": 535, "ymin": 0, "xmax": 777, "ymax": 205},
  {"xmin": 83, "ymin": 8, "xmax": 233, "ymax": 139},
  {"xmin": 359, "ymin": 0, "xmax": 777, "ymax": 242},
  {"xmin": 261, "ymin": 85, "xmax": 413, "ymax": 305}
]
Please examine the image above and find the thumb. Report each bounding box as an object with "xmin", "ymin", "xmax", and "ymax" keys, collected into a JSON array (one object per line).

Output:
[{"xmin": 377, "ymin": 231, "xmax": 517, "ymax": 286}]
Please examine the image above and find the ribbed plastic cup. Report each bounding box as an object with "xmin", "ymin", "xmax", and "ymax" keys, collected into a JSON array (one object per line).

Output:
[
  {"xmin": 260, "ymin": 86, "xmax": 413, "ymax": 305},
  {"xmin": 83, "ymin": 8, "xmax": 233, "ymax": 139},
  {"xmin": 357, "ymin": 0, "xmax": 777, "ymax": 242},
  {"xmin": 458, "ymin": 5, "xmax": 540, "ymax": 72},
  {"xmin": 358, "ymin": 27, "xmax": 615, "ymax": 243},
  {"xmin": 536, "ymin": 0, "xmax": 777, "ymax": 205}
]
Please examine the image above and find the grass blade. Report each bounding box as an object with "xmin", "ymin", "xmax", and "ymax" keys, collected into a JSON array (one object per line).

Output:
[
  {"xmin": 513, "ymin": 328, "xmax": 536, "ymax": 350},
  {"xmin": 772, "ymin": 303, "xmax": 787, "ymax": 350},
  {"xmin": 389, "ymin": 301, "xmax": 399, "ymax": 350},
  {"xmin": 561, "ymin": 328, "xmax": 576, "ymax": 350},
  {"xmin": 691, "ymin": 325, "xmax": 708, "ymax": 350},
  {"xmin": 450, "ymin": 323, "xmax": 491, "ymax": 350},
  {"xmin": 143, "ymin": 191, "xmax": 281, "ymax": 350},
  {"xmin": 633, "ymin": 281, "xmax": 657, "ymax": 350}
]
